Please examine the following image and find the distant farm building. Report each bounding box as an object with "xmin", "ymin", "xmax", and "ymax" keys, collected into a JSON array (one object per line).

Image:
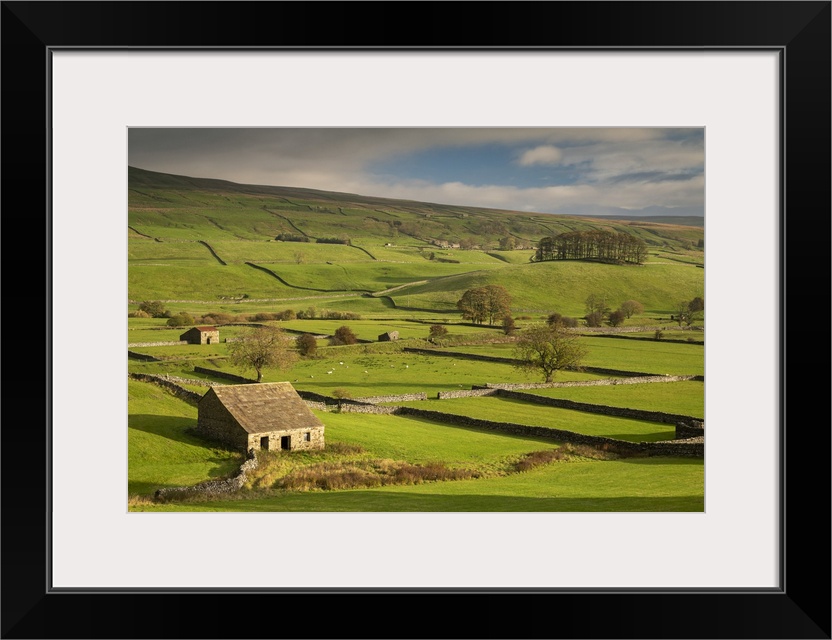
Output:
[
  {"xmin": 378, "ymin": 331, "xmax": 399, "ymax": 342},
  {"xmin": 180, "ymin": 326, "xmax": 220, "ymax": 345},
  {"xmin": 195, "ymin": 382, "xmax": 324, "ymax": 453}
]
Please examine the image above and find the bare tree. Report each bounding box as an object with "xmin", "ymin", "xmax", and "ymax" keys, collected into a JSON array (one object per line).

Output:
[
  {"xmin": 227, "ymin": 326, "xmax": 298, "ymax": 382},
  {"xmin": 608, "ymin": 310, "xmax": 626, "ymax": 327},
  {"xmin": 330, "ymin": 325, "xmax": 358, "ymax": 345},
  {"xmin": 296, "ymin": 333, "xmax": 318, "ymax": 357},
  {"xmin": 512, "ymin": 323, "xmax": 588, "ymax": 383},
  {"xmin": 619, "ymin": 300, "xmax": 644, "ymax": 319}
]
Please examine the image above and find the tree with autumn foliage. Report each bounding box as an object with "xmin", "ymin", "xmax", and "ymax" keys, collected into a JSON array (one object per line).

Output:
[
  {"xmin": 512, "ymin": 323, "xmax": 588, "ymax": 383},
  {"xmin": 227, "ymin": 326, "xmax": 298, "ymax": 382},
  {"xmin": 456, "ymin": 284, "xmax": 512, "ymax": 325}
]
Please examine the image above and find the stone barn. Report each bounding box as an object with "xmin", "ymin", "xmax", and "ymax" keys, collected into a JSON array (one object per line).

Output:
[
  {"xmin": 378, "ymin": 331, "xmax": 399, "ymax": 342},
  {"xmin": 180, "ymin": 326, "xmax": 220, "ymax": 345},
  {"xmin": 195, "ymin": 382, "xmax": 325, "ymax": 453}
]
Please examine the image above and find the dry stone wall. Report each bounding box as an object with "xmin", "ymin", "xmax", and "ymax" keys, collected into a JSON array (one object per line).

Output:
[
  {"xmin": 402, "ymin": 347, "xmax": 664, "ymax": 377},
  {"xmin": 128, "ymin": 373, "xmax": 204, "ymax": 406},
  {"xmin": 676, "ymin": 421, "xmax": 705, "ymax": 439},
  {"xmin": 127, "ymin": 350, "xmax": 161, "ymax": 362},
  {"xmin": 392, "ymin": 407, "xmax": 703, "ymax": 457},
  {"xmin": 154, "ymin": 452, "xmax": 258, "ymax": 501},
  {"xmin": 489, "ymin": 388, "xmax": 700, "ymax": 425},
  {"xmin": 482, "ymin": 375, "xmax": 702, "ymax": 390},
  {"xmin": 338, "ymin": 403, "xmax": 398, "ymax": 415},
  {"xmin": 128, "ymin": 341, "xmax": 188, "ymax": 347},
  {"xmin": 193, "ymin": 366, "xmax": 257, "ymax": 384},
  {"xmin": 437, "ymin": 389, "xmax": 499, "ymax": 399},
  {"xmin": 351, "ymin": 393, "xmax": 428, "ymax": 404}
]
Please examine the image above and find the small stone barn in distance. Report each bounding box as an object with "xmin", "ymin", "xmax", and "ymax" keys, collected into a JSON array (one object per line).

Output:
[
  {"xmin": 378, "ymin": 331, "xmax": 399, "ymax": 342},
  {"xmin": 180, "ymin": 326, "xmax": 220, "ymax": 345},
  {"xmin": 196, "ymin": 382, "xmax": 325, "ymax": 453}
]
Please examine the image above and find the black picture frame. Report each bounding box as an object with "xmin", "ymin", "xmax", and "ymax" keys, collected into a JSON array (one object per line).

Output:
[{"xmin": 3, "ymin": 2, "xmax": 829, "ymax": 638}]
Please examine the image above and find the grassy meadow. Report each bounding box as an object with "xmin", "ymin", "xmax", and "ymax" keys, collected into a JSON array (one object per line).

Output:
[{"xmin": 127, "ymin": 167, "xmax": 705, "ymax": 512}]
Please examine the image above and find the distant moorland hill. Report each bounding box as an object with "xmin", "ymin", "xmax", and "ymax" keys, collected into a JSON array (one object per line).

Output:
[{"xmin": 128, "ymin": 167, "xmax": 704, "ymax": 316}]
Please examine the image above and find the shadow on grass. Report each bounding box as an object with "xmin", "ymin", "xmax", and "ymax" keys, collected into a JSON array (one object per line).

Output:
[
  {"xmin": 129, "ymin": 414, "xmax": 208, "ymax": 447},
  {"xmin": 602, "ymin": 430, "xmax": 678, "ymax": 443},
  {"xmin": 127, "ymin": 459, "xmax": 238, "ymax": 497},
  {"xmin": 139, "ymin": 492, "xmax": 705, "ymax": 513}
]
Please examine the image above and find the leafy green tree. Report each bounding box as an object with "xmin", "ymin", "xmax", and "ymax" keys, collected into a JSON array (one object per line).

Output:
[
  {"xmin": 457, "ymin": 285, "xmax": 512, "ymax": 325},
  {"xmin": 166, "ymin": 312, "xmax": 194, "ymax": 327},
  {"xmin": 512, "ymin": 323, "xmax": 588, "ymax": 383},
  {"xmin": 457, "ymin": 288, "xmax": 488, "ymax": 324},
  {"xmin": 138, "ymin": 300, "xmax": 167, "ymax": 318},
  {"xmin": 228, "ymin": 326, "xmax": 298, "ymax": 382},
  {"xmin": 483, "ymin": 285, "xmax": 512, "ymax": 325}
]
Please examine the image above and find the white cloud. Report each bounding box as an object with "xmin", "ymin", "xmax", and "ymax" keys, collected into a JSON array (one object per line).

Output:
[
  {"xmin": 518, "ymin": 145, "xmax": 563, "ymax": 166},
  {"xmin": 129, "ymin": 128, "xmax": 704, "ymax": 216}
]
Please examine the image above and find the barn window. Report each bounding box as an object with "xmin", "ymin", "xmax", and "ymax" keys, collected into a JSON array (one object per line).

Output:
[{"xmin": 304, "ymin": 432, "xmax": 311, "ymax": 442}]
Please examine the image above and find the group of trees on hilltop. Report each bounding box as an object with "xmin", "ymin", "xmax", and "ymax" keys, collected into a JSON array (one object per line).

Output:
[{"xmin": 532, "ymin": 231, "xmax": 647, "ymax": 265}]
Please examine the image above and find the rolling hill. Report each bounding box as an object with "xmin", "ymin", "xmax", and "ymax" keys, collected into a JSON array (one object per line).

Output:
[{"xmin": 128, "ymin": 167, "xmax": 704, "ymax": 315}]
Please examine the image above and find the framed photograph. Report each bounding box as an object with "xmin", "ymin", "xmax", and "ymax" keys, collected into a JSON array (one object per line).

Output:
[{"xmin": 4, "ymin": 2, "xmax": 829, "ymax": 638}]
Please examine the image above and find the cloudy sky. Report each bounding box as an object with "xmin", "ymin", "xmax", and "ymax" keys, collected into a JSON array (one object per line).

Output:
[{"xmin": 128, "ymin": 128, "xmax": 704, "ymax": 217}]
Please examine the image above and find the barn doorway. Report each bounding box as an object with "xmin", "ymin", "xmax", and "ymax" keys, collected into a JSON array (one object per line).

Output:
[
  {"xmin": 281, "ymin": 436, "xmax": 291, "ymax": 450},
  {"xmin": 206, "ymin": 337, "xmax": 213, "ymax": 344},
  {"xmin": 260, "ymin": 436, "xmax": 269, "ymax": 451}
]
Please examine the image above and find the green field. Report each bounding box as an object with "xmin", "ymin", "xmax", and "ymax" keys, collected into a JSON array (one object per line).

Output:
[
  {"xmin": 389, "ymin": 397, "xmax": 678, "ymax": 442},
  {"xmin": 128, "ymin": 380, "xmax": 243, "ymax": 496},
  {"xmin": 127, "ymin": 348, "xmax": 615, "ymax": 396},
  {"xmin": 132, "ymin": 457, "xmax": 704, "ymax": 512},
  {"xmin": 127, "ymin": 167, "xmax": 705, "ymax": 513},
  {"xmin": 442, "ymin": 337, "xmax": 704, "ymax": 376},
  {"xmin": 386, "ymin": 260, "xmax": 705, "ymax": 316},
  {"xmin": 128, "ymin": 386, "xmax": 703, "ymax": 512},
  {"xmin": 523, "ymin": 381, "xmax": 705, "ymax": 418}
]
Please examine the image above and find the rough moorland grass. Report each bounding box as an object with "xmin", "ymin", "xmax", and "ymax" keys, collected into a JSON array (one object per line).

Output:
[
  {"xmin": 389, "ymin": 397, "xmax": 678, "ymax": 443},
  {"xmin": 129, "ymin": 205, "xmax": 285, "ymax": 241},
  {"xmin": 524, "ymin": 381, "xmax": 704, "ymax": 419},
  {"xmin": 129, "ymin": 456, "xmax": 704, "ymax": 512},
  {"xmin": 128, "ymin": 380, "xmax": 242, "ymax": 496}
]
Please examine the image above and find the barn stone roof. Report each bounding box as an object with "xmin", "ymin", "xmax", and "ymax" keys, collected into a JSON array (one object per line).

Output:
[
  {"xmin": 204, "ymin": 382, "xmax": 323, "ymax": 434},
  {"xmin": 195, "ymin": 326, "xmax": 218, "ymax": 332}
]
